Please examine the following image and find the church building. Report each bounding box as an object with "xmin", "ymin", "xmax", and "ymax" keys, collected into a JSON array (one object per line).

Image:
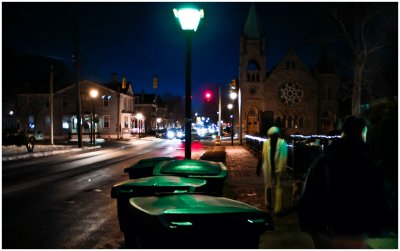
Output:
[{"xmin": 239, "ymin": 4, "xmax": 339, "ymax": 136}]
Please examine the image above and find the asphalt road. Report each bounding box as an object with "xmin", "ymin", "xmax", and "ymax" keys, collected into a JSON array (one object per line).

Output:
[{"xmin": 3, "ymin": 138, "xmax": 206, "ymax": 248}]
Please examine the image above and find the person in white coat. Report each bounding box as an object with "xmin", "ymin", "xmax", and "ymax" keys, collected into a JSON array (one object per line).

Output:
[{"xmin": 258, "ymin": 126, "xmax": 288, "ymax": 214}]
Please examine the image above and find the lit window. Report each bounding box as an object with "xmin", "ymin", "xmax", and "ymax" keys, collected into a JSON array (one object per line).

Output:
[
  {"xmin": 62, "ymin": 116, "xmax": 70, "ymax": 129},
  {"xmin": 124, "ymin": 116, "xmax": 128, "ymax": 128},
  {"xmin": 45, "ymin": 115, "xmax": 50, "ymax": 128}
]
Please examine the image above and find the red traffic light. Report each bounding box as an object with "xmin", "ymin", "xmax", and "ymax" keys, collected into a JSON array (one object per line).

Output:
[{"xmin": 204, "ymin": 90, "xmax": 213, "ymax": 102}]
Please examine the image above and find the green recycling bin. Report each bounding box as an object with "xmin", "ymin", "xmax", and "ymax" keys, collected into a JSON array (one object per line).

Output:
[
  {"xmin": 124, "ymin": 156, "xmax": 183, "ymax": 179},
  {"xmin": 153, "ymin": 159, "xmax": 228, "ymax": 196},
  {"xmin": 111, "ymin": 175, "xmax": 207, "ymax": 248},
  {"xmin": 128, "ymin": 194, "xmax": 274, "ymax": 249}
]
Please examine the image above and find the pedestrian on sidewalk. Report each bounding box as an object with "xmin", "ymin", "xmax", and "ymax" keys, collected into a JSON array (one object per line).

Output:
[
  {"xmin": 257, "ymin": 126, "xmax": 288, "ymax": 214},
  {"xmin": 296, "ymin": 115, "xmax": 390, "ymax": 248}
]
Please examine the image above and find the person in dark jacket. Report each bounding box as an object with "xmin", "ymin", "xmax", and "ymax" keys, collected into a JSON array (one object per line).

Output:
[{"xmin": 296, "ymin": 115, "xmax": 390, "ymax": 248}]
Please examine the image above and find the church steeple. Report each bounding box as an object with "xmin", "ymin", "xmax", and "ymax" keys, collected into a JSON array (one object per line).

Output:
[{"xmin": 243, "ymin": 3, "xmax": 264, "ymax": 39}]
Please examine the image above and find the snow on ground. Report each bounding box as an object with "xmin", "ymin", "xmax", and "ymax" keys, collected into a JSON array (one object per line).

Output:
[
  {"xmin": 2, "ymin": 144, "xmax": 74, "ymax": 154},
  {"xmin": 2, "ymin": 144, "xmax": 89, "ymax": 162}
]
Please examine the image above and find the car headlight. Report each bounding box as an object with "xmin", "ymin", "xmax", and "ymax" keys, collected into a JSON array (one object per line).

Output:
[{"xmin": 167, "ymin": 131, "xmax": 175, "ymax": 139}]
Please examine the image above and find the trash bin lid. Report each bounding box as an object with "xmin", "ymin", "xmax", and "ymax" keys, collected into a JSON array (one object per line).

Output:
[
  {"xmin": 124, "ymin": 157, "xmax": 177, "ymax": 173},
  {"xmin": 111, "ymin": 176, "xmax": 207, "ymax": 198},
  {"xmin": 153, "ymin": 159, "xmax": 228, "ymax": 177},
  {"xmin": 129, "ymin": 194, "xmax": 263, "ymax": 215}
]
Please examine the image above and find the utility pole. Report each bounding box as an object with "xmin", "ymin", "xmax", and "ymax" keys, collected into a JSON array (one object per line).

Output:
[
  {"xmin": 218, "ymin": 86, "xmax": 221, "ymax": 137},
  {"xmin": 72, "ymin": 9, "xmax": 82, "ymax": 147},
  {"xmin": 50, "ymin": 64, "xmax": 54, "ymax": 145},
  {"xmin": 238, "ymin": 80, "xmax": 242, "ymax": 145}
]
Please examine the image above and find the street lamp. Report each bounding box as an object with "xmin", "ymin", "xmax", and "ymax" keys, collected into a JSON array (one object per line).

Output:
[
  {"xmin": 227, "ymin": 103, "xmax": 234, "ymax": 146},
  {"xmin": 173, "ymin": 7, "xmax": 204, "ymax": 159},
  {"xmin": 229, "ymin": 87, "xmax": 237, "ymax": 146},
  {"xmin": 156, "ymin": 117, "xmax": 162, "ymax": 130},
  {"xmin": 89, "ymin": 89, "xmax": 98, "ymax": 146},
  {"xmin": 229, "ymin": 92, "xmax": 238, "ymax": 100}
]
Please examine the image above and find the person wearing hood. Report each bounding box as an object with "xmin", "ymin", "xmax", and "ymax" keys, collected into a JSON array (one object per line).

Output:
[
  {"xmin": 257, "ymin": 126, "xmax": 288, "ymax": 214},
  {"xmin": 296, "ymin": 115, "xmax": 390, "ymax": 248}
]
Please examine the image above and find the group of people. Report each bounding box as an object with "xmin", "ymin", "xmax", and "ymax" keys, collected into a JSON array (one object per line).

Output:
[{"xmin": 257, "ymin": 115, "xmax": 390, "ymax": 248}]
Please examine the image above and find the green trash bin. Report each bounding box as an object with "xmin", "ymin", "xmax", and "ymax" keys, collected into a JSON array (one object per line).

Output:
[
  {"xmin": 124, "ymin": 156, "xmax": 183, "ymax": 179},
  {"xmin": 111, "ymin": 175, "xmax": 207, "ymax": 248},
  {"xmin": 153, "ymin": 159, "xmax": 228, "ymax": 196},
  {"xmin": 128, "ymin": 194, "xmax": 274, "ymax": 249}
]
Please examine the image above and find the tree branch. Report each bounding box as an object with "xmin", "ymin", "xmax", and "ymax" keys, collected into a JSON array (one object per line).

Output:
[{"xmin": 330, "ymin": 9, "xmax": 357, "ymax": 52}]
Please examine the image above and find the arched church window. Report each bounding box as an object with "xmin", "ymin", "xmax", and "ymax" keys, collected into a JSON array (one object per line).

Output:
[
  {"xmin": 276, "ymin": 117, "xmax": 283, "ymax": 128},
  {"xmin": 288, "ymin": 116, "xmax": 293, "ymax": 128},
  {"xmin": 247, "ymin": 60, "xmax": 260, "ymax": 71},
  {"xmin": 299, "ymin": 117, "xmax": 304, "ymax": 128},
  {"xmin": 256, "ymin": 74, "xmax": 260, "ymax": 81},
  {"xmin": 252, "ymin": 74, "xmax": 256, "ymax": 82}
]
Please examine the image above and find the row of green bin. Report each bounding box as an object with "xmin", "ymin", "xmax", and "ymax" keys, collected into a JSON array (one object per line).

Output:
[{"xmin": 111, "ymin": 156, "xmax": 274, "ymax": 248}]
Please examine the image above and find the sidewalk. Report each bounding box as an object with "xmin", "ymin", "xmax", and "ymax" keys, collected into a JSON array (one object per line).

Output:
[
  {"xmin": 223, "ymin": 144, "xmax": 315, "ymax": 249},
  {"xmin": 223, "ymin": 143, "xmax": 398, "ymax": 249}
]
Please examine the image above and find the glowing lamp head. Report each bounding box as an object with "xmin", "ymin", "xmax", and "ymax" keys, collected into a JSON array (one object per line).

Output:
[
  {"xmin": 173, "ymin": 8, "xmax": 204, "ymax": 31},
  {"xmin": 136, "ymin": 113, "xmax": 143, "ymax": 120},
  {"xmin": 229, "ymin": 92, "xmax": 237, "ymax": 100},
  {"xmin": 90, "ymin": 89, "xmax": 99, "ymax": 98},
  {"xmin": 227, "ymin": 103, "xmax": 233, "ymax": 110}
]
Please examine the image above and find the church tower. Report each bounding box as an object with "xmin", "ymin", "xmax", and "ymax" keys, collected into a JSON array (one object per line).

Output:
[
  {"xmin": 239, "ymin": 4, "xmax": 332, "ymax": 136},
  {"xmin": 239, "ymin": 3, "xmax": 267, "ymax": 135}
]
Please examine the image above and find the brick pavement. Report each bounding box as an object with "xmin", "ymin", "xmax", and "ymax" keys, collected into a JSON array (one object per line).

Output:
[{"xmin": 222, "ymin": 143, "xmax": 315, "ymax": 249}]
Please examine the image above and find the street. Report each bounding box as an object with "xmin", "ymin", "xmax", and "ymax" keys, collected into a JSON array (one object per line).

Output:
[
  {"xmin": 3, "ymin": 138, "xmax": 208, "ymax": 248},
  {"xmin": 3, "ymin": 137, "xmax": 397, "ymax": 249}
]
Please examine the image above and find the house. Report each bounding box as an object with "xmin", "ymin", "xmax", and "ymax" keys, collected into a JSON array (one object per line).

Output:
[
  {"xmin": 16, "ymin": 77, "xmax": 135, "ymax": 141},
  {"xmin": 14, "ymin": 72, "xmax": 175, "ymax": 141}
]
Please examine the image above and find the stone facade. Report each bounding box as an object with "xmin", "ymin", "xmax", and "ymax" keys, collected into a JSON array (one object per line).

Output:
[{"xmin": 239, "ymin": 4, "xmax": 338, "ymax": 137}]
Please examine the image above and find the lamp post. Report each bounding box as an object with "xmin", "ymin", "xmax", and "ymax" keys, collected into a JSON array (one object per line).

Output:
[
  {"xmin": 173, "ymin": 7, "xmax": 204, "ymax": 159},
  {"xmin": 156, "ymin": 117, "xmax": 162, "ymax": 130},
  {"xmin": 227, "ymin": 103, "xmax": 234, "ymax": 146},
  {"xmin": 229, "ymin": 88, "xmax": 237, "ymax": 146},
  {"xmin": 89, "ymin": 89, "xmax": 98, "ymax": 146}
]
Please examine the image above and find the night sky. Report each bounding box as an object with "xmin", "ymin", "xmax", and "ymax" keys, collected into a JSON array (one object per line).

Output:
[{"xmin": 2, "ymin": 1, "xmax": 397, "ymax": 111}]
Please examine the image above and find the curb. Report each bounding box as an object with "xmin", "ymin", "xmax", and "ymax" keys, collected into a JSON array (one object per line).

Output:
[{"xmin": 199, "ymin": 146, "xmax": 226, "ymax": 163}]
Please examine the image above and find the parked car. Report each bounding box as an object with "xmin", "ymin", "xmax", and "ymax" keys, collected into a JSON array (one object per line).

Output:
[
  {"xmin": 155, "ymin": 129, "xmax": 167, "ymax": 138},
  {"xmin": 167, "ymin": 128, "xmax": 185, "ymax": 140},
  {"xmin": 2, "ymin": 128, "xmax": 42, "ymax": 152}
]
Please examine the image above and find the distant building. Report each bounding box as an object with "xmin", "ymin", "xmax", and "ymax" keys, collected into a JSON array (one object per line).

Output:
[
  {"xmin": 133, "ymin": 90, "xmax": 170, "ymax": 134},
  {"xmin": 13, "ymin": 70, "xmax": 173, "ymax": 141},
  {"xmin": 16, "ymin": 78, "xmax": 135, "ymax": 140},
  {"xmin": 239, "ymin": 4, "xmax": 339, "ymax": 137}
]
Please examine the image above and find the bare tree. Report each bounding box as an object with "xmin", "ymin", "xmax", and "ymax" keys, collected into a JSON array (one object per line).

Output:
[{"xmin": 330, "ymin": 3, "xmax": 395, "ymax": 115}]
